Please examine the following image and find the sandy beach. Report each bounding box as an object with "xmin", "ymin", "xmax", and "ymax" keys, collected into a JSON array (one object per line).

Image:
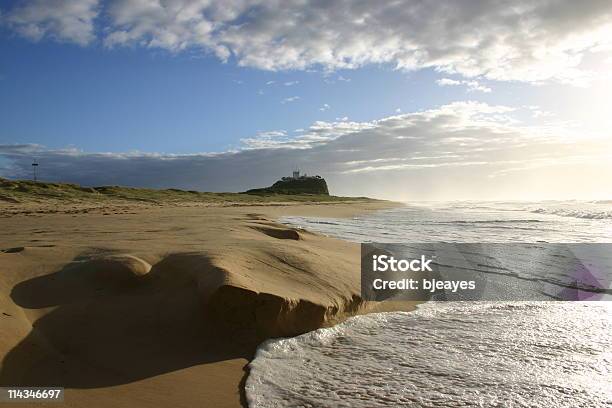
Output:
[
  {"xmin": 0, "ymin": 199, "xmax": 412, "ymax": 408},
  {"xmin": 2, "ymin": 2, "xmax": 610, "ymax": 405}
]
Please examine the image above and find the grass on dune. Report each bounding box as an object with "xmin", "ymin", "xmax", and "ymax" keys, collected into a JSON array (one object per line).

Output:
[{"xmin": 0, "ymin": 178, "xmax": 375, "ymax": 205}]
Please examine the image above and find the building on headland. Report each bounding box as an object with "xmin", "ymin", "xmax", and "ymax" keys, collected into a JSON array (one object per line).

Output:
[
  {"xmin": 246, "ymin": 169, "xmax": 328, "ymax": 195},
  {"xmin": 282, "ymin": 169, "xmax": 322, "ymax": 182}
]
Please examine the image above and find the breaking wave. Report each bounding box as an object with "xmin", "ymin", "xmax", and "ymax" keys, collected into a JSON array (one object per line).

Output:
[{"xmin": 530, "ymin": 207, "xmax": 612, "ymax": 220}]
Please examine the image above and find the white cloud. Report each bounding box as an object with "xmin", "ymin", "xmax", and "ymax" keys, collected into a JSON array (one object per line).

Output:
[
  {"xmin": 240, "ymin": 130, "xmax": 290, "ymax": 148},
  {"xmin": 5, "ymin": 1, "xmax": 612, "ymax": 84},
  {"xmin": 464, "ymin": 81, "xmax": 492, "ymax": 93},
  {"xmin": 320, "ymin": 103, "xmax": 330, "ymax": 111},
  {"xmin": 437, "ymin": 78, "xmax": 462, "ymax": 86},
  {"xmin": 324, "ymin": 75, "xmax": 352, "ymax": 84},
  {"xmin": 532, "ymin": 110, "xmax": 554, "ymax": 119},
  {"xmin": 106, "ymin": 0, "xmax": 612, "ymax": 83},
  {"xmin": 2, "ymin": 101, "xmax": 610, "ymax": 199},
  {"xmin": 281, "ymin": 96, "xmax": 300, "ymax": 104},
  {"xmin": 523, "ymin": 105, "xmax": 555, "ymax": 119},
  {"xmin": 283, "ymin": 81, "xmax": 299, "ymax": 86},
  {"xmin": 3, "ymin": 0, "xmax": 99, "ymax": 45},
  {"xmin": 256, "ymin": 130, "xmax": 286, "ymax": 138},
  {"xmin": 436, "ymin": 78, "xmax": 492, "ymax": 93}
]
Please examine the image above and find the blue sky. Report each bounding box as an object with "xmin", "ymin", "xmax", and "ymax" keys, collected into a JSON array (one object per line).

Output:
[
  {"xmin": 1, "ymin": 0, "xmax": 611, "ymax": 200},
  {"xmin": 0, "ymin": 35, "xmax": 503, "ymax": 154}
]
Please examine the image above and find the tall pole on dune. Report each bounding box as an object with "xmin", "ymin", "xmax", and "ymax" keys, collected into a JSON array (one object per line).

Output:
[{"xmin": 32, "ymin": 162, "xmax": 38, "ymax": 182}]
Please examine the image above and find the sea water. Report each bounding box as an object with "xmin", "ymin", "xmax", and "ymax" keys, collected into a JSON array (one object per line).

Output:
[{"xmin": 245, "ymin": 201, "xmax": 612, "ymax": 407}]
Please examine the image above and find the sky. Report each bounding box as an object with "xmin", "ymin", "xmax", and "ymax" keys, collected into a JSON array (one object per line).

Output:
[{"xmin": 1, "ymin": 0, "xmax": 612, "ymax": 200}]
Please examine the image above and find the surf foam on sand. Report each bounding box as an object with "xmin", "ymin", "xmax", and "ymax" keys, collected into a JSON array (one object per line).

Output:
[{"xmin": 246, "ymin": 302, "xmax": 612, "ymax": 408}]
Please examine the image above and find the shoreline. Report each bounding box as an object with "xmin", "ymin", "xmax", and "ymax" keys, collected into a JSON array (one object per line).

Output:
[{"xmin": 0, "ymin": 199, "xmax": 414, "ymax": 408}]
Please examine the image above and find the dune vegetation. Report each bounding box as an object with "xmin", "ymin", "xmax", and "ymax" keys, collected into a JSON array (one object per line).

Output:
[{"xmin": 0, "ymin": 177, "xmax": 374, "ymax": 206}]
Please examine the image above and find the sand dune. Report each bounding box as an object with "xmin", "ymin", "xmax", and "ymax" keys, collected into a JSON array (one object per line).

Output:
[{"xmin": 0, "ymin": 201, "xmax": 410, "ymax": 407}]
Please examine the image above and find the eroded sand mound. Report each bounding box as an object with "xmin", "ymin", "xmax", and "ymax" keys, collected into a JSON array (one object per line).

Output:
[{"xmin": 0, "ymin": 203, "xmax": 407, "ymax": 407}]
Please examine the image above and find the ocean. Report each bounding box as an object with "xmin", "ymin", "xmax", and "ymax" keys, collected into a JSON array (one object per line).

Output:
[{"xmin": 245, "ymin": 201, "xmax": 612, "ymax": 407}]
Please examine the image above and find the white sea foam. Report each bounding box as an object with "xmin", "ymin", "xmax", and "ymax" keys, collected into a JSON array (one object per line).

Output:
[
  {"xmin": 430, "ymin": 200, "xmax": 612, "ymax": 220},
  {"xmin": 246, "ymin": 302, "xmax": 612, "ymax": 407},
  {"xmin": 246, "ymin": 201, "xmax": 612, "ymax": 407}
]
